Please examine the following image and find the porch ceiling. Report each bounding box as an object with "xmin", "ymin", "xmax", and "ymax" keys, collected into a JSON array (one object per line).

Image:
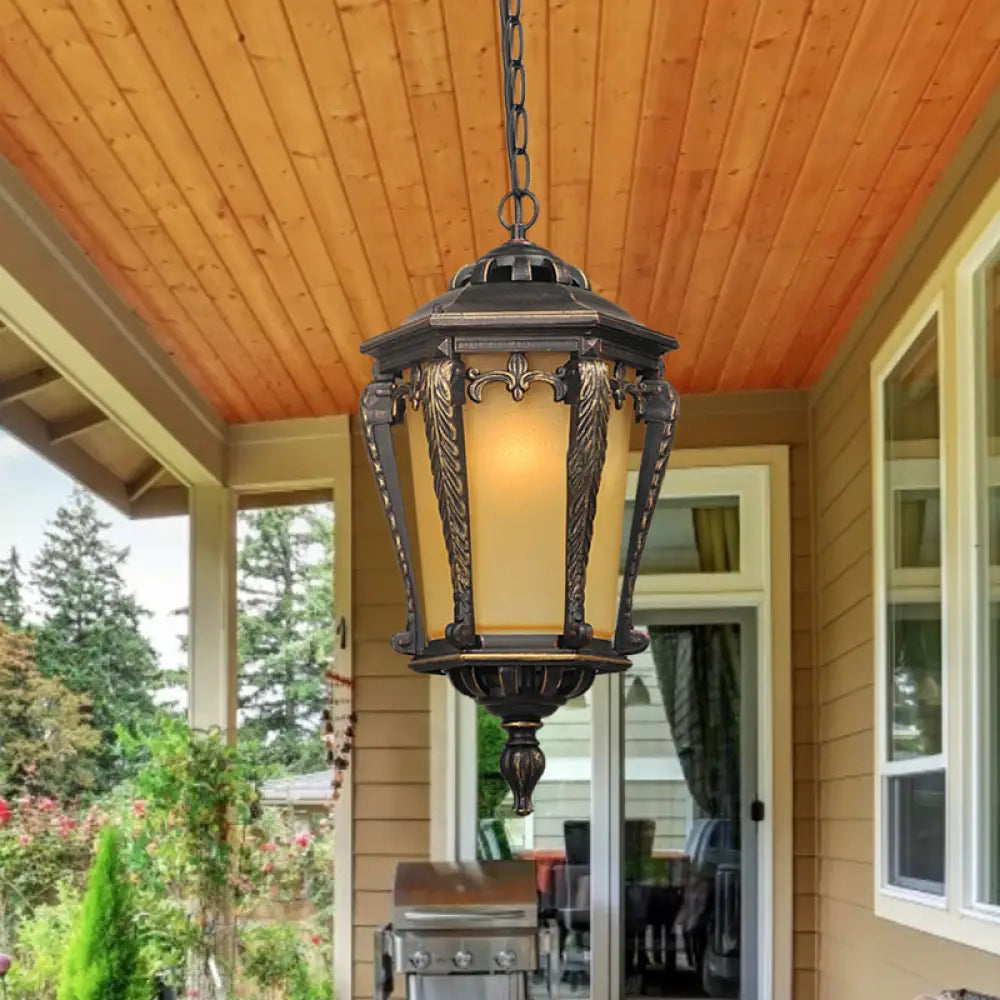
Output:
[{"xmin": 0, "ymin": 1, "xmax": 998, "ymax": 422}]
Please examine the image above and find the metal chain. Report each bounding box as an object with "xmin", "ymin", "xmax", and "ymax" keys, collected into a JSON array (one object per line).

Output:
[{"xmin": 497, "ymin": 0, "xmax": 539, "ymax": 239}]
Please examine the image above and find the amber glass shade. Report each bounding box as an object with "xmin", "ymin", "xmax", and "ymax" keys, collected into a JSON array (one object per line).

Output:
[{"xmin": 406, "ymin": 353, "xmax": 632, "ymax": 641}]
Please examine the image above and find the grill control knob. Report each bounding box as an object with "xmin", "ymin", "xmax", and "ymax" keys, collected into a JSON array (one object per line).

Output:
[
  {"xmin": 409, "ymin": 950, "xmax": 432, "ymax": 971},
  {"xmin": 453, "ymin": 950, "xmax": 474, "ymax": 970},
  {"xmin": 495, "ymin": 949, "xmax": 517, "ymax": 971}
]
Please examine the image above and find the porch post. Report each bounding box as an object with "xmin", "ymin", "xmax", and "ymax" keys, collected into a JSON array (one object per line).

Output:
[{"xmin": 187, "ymin": 484, "xmax": 238, "ymax": 738}]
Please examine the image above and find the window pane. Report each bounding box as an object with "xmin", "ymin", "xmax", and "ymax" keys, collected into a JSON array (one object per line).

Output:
[
  {"xmin": 978, "ymin": 254, "xmax": 1000, "ymax": 905},
  {"xmin": 888, "ymin": 771, "xmax": 945, "ymax": 895},
  {"xmin": 621, "ymin": 495, "xmax": 740, "ymax": 574},
  {"xmin": 883, "ymin": 316, "xmax": 942, "ymax": 762},
  {"xmin": 888, "ymin": 612, "xmax": 943, "ymax": 759},
  {"xmin": 623, "ymin": 618, "xmax": 748, "ymax": 998}
]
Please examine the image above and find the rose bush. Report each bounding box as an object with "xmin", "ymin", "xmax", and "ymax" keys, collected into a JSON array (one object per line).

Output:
[{"xmin": 0, "ymin": 795, "xmax": 101, "ymax": 945}]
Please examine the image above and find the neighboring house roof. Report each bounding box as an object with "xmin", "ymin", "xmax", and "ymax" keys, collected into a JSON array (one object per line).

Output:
[{"xmin": 261, "ymin": 770, "xmax": 333, "ymax": 809}]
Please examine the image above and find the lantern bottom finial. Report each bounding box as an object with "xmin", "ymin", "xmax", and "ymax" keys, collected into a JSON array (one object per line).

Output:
[{"xmin": 499, "ymin": 720, "xmax": 545, "ymax": 817}]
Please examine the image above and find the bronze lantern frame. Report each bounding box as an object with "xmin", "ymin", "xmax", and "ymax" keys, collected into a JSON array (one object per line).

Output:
[{"xmin": 359, "ymin": 239, "xmax": 678, "ymax": 815}]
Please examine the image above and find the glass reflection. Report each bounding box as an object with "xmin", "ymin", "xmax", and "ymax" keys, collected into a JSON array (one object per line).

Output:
[{"xmin": 622, "ymin": 621, "xmax": 744, "ymax": 999}]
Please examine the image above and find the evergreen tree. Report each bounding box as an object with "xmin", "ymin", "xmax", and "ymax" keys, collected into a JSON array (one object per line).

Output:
[
  {"xmin": 237, "ymin": 505, "xmax": 334, "ymax": 773},
  {"xmin": 31, "ymin": 489, "xmax": 161, "ymax": 789},
  {"xmin": 59, "ymin": 827, "xmax": 145, "ymax": 1000},
  {"xmin": 0, "ymin": 546, "xmax": 25, "ymax": 630},
  {"xmin": 0, "ymin": 625, "xmax": 99, "ymax": 797}
]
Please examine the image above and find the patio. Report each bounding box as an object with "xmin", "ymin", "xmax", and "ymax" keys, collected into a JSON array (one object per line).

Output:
[{"xmin": 1, "ymin": 2, "xmax": 1000, "ymax": 998}]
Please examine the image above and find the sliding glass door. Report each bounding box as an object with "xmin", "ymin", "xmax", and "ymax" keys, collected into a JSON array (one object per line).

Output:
[{"xmin": 620, "ymin": 608, "xmax": 758, "ymax": 999}]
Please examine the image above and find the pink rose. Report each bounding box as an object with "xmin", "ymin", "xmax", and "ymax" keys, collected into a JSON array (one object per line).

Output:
[{"xmin": 294, "ymin": 831, "xmax": 311, "ymax": 848}]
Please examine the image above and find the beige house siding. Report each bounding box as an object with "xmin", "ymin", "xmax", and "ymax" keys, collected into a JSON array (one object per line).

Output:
[
  {"xmin": 808, "ymin": 93, "xmax": 1000, "ymax": 1000},
  {"xmin": 350, "ymin": 427, "xmax": 429, "ymax": 1000},
  {"xmin": 811, "ymin": 341, "xmax": 1000, "ymax": 1000}
]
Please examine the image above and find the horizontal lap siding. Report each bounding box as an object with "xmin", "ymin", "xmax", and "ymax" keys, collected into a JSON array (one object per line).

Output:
[
  {"xmin": 351, "ymin": 426, "xmax": 429, "ymax": 1000},
  {"xmin": 809, "ymin": 98, "xmax": 1000, "ymax": 997}
]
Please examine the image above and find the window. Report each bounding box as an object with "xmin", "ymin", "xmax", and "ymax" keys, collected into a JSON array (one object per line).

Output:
[
  {"xmin": 876, "ymin": 314, "xmax": 946, "ymax": 898},
  {"xmin": 872, "ymin": 198, "xmax": 1000, "ymax": 953}
]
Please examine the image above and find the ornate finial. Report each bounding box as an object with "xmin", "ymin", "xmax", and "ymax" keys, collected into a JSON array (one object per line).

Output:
[{"xmin": 499, "ymin": 720, "xmax": 546, "ymax": 816}]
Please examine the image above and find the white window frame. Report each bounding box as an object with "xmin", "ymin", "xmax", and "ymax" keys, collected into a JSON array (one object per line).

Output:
[
  {"xmin": 871, "ymin": 196, "xmax": 1000, "ymax": 955},
  {"xmin": 872, "ymin": 302, "xmax": 948, "ymax": 907}
]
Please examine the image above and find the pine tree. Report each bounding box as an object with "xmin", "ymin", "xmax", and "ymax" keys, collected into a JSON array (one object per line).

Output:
[
  {"xmin": 59, "ymin": 827, "xmax": 145, "ymax": 1000},
  {"xmin": 0, "ymin": 546, "xmax": 25, "ymax": 630},
  {"xmin": 31, "ymin": 489, "xmax": 161, "ymax": 788},
  {"xmin": 237, "ymin": 504, "xmax": 334, "ymax": 773},
  {"xmin": 0, "ymin": 625, "xmax": 99, "ymax": 797}
]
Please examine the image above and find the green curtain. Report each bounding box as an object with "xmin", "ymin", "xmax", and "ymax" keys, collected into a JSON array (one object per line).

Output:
[{"xmin": 650, "ymin": 506, "xmax": 741, "ymax": 820}]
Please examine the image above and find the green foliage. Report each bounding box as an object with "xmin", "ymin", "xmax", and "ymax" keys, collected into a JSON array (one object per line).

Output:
[
  {"xmin": 477, "ymin": 707, "xmax": 508, "ymax": 819},
  {"xmin": 237, "ymin": 505, "xmax": 334, "ymax": 774},
  {"xmin": 31, "ymin": 490, "xmax": 162, "ymax": 790},
  {"xmin": 0, "ymin": 547, "xmax": 25, "ymax": 630},
  {"xmin": 0, "ymin": 626, "xmax": 100, "ymax": 799},
  {"xmin": 114, "ymin": 717, "xmax": 334, "ymax": 988},
  {"xmin": 117, "ymin": 716, "xmax": 258, "ymax": 968},
  {"xmin": 6, "ymin": 884, "xmax": 80, "ymax": 1000},
  {"xmin": 239, "ymin": 924, "xmax": 332, "ymax": 1000},
  {"xmin": 59, "ymin": 827, "xmax": 145, "ymax": 1000}
]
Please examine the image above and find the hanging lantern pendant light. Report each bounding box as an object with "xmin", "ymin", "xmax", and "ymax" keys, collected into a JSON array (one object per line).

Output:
[{"xmin": 359, "ymin": 0, "xmax": 679, "ymax": 815}]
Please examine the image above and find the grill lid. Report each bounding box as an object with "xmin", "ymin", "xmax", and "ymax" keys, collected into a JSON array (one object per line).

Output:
[{"xmin": 392, "ymin": 861, "xmax": 538, "ymax": 931}]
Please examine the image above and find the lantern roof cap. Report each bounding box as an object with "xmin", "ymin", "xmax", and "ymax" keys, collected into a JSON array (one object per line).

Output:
[
  {"xmin": 449, "ymin": 239, "xmax": 590, "ymax": 290},
  {"xmin": 361, "ymin": 240, "xmax": 678, "ymax": 373}
]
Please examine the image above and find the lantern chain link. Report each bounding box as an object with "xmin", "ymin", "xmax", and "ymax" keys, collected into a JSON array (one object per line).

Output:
[{"xmin": 497, "ymin": 0, "xmax": 538, "ymax": 239}]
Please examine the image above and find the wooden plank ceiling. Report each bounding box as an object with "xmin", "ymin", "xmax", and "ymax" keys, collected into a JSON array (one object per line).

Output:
[{"xmin": 1, "ymin": 0, "xmax": 999, "ymax": 422}]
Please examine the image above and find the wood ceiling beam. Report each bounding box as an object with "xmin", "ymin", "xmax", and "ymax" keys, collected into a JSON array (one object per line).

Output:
[
  {"xmin": 126, "ymin": 461, "xmax": 165, "ymax": 503},
  {"xmin": 48, "ymin": 407, "xmax": 110, "ymax": 445},
  {"xmin": 0, "ymin": 365, "xmax": 60, "ymax": 406},
  {"xmin": 0, "ymin": 155, "xmax": 226, "ymax": 486},
  {"xmin": 0, "ymin": 400, "xmax": 129, "ymax": 512}
]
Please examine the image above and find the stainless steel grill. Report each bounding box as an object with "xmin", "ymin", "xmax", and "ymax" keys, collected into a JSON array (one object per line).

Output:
[{"xmin": 375, "ymin": 861, "xmax": 557, "ymax": 1000}]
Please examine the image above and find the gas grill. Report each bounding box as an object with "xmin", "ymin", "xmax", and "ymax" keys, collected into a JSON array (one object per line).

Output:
[{"xmin": 375, "ymin": 861, "xmax": 558, "ymax": 1000}]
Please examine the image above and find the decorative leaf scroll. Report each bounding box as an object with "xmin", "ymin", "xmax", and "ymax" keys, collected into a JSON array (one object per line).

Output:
[
  {"xmin": 614, "ymin": 377, "xmax": 680, "ymax": 655},
  {"xmin": 359, "ymin": 380, "xmax": 423, "ymax": 655},
  {"xmin": 420, "ymin": 360, "xmax": 477, "ymax": 649},
  {"xmin": 610, "ymin": 361, "xmax": 646, "ymax": 416},
  {"xmin": 467, "ymin": 352, "xmax": 567, "ymax": 402},
  {"xmin": 563, "ymin": 360, "xmax": 612, "ymax": 648}
]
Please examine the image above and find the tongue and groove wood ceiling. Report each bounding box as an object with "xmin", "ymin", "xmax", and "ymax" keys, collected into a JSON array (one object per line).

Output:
[{"xmin": 0, "ymin": 0, "xmax": 998, "ymax": 422}]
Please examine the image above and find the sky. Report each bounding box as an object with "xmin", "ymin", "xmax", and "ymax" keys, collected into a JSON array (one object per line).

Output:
[{"xmin": 0, "ymin": 430, "xmax": 189, "ymax": 673}]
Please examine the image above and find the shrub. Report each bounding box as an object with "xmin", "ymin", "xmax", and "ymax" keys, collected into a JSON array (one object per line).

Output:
[
  {"xmin": 5, "ymin": 884, "xmax": 80, "ymax": 1000},
  {"xmin": 59, "ymin": 827, "xmax": 145, "ymax": 1000}
]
